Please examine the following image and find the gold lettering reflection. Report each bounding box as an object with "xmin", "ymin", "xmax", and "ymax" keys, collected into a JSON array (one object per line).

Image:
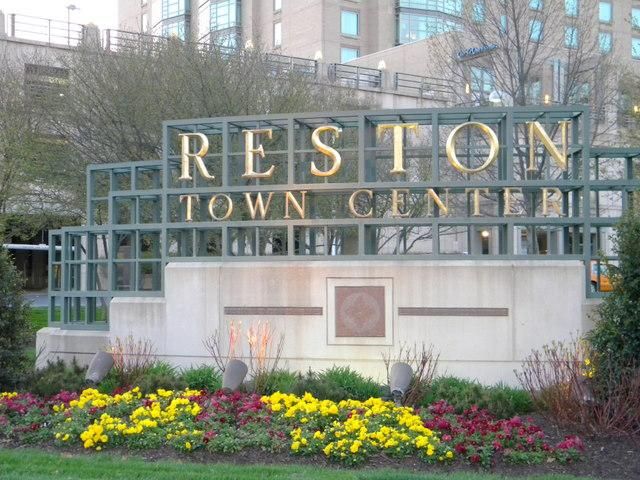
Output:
[
  {"xmin": 465, "ymin": 188, "xmax": 488, "ymax": 217},
  {"xmin": 391, "ymin": 189, "xmax": 410, "ymax": 218},
  {"xmin": 376, "ymin": 123, "xmax": 419, "ymax": 174},
  {"xmin": 242, "ymin": 129, "xmax": 275, "ymax": 178},
  {"xmin": 311, "ymin": 126, "xmax": 342, "ymax": 177},
  {"xmin": 179, "ymin": 194, "xmax": 199, "ymax": 222},
  {"xmin": 284, "ymin": 191, "xmax": 307, "ymax": 219},
  {"xmin": 541, "ymin": 188, "xmax": 565, "ymax": 217},
  {"xmin": 424, "ymin": 188, "xmax": 449, "ymax": 217},
  {"xmin": 244, "ymin": 192, "xmax": 274, "ymax": 220},
  {"xmin": 446, "ymin": 122, "xmax": 499, "ymax": 174},
  {"xmin": 179, "ymin": 133, "xmax": 214, "ymax": 181},
  {"xmin": 503, "ymin": 187, "xmax": 522, "ymax": 216},
  {"xmin": 348, "ymin": 189, "xmax": 373, "ymax": 218},
  {"xmin": 527, "ymin": 121, "xmax": 571, "ymax": 171},
  {"xmin": 208, "ymin": 194, "xmax": 233, "ymax": 221}
]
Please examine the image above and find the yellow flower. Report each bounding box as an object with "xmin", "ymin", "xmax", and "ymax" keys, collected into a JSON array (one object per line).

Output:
[
  {"xmin": 291, "ymin": 441, "xmax": 300, "ymax": 452},
  {"xmin": 63, "ymin": 434, "xmax": 70, "ymax": 441},
  {"xmin": 446, "ymin": 451, "xmax": 453, "ymax": 459},
  {"xmin": 185, "ymin": 441, "xmax": 192, "ymax": 450},
  {"xmin": 584, "ymin": 358, "xmax": 591, "ymax": 366},
  {"xmin": 350, "ymin": 440, "xmax": 362, "ymax": 453}
]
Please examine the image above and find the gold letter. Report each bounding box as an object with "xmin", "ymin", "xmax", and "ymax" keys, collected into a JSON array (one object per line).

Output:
[
  {"xmin": 242, "ymin": 129, "xmax": 275, "ymax": 178},
  {"xmin": 446, "ymin": 122, "xmax": 499, "ymax": 174},
  {"xmin": 503, "ymin": 187, "xmax": 522, "ymax": 216},
  {"xmin": 348, "ymin": 189, "xmax": 373, "ymax": 218},
  {"xmin": 244, "ymin": 192, "xmax": 274, "ymax": 220},
  {"xmin": 311, "ymin": 126, "xmax": 342, "ymax": 176},
  {"xmin": 465, "ymin": 188, "xmax": 488, "ymax": 217},
  {"xmin": 179, "ymin": 194, "xmax": 199, "ymax": 222},
  {"xmin": 391, "ymin": 189, "xmax": 410, "ymax": 218},
  {"xmin": 376, "ymin": 123, "xmax": 419, "ymax": 174},
  {"xmin": 207, "ymin": 194, "xmax": 233, "ymax": 221},
  {"xmin": 284, "ymin": 191, "xmax": 307, "ymax": 219},
  {"xmin": 179, "ymin": 133, "xmax": 214, "ymax": 181},
  {"xmin": 541, "ymin": 188, "xmax": 565, "ymax": 217},
  {"xmin": 527, "ymin": 121, "xmax": 571, "ymax": 171},
  {"xmin": 424, "ymin": 188, "xmax": 449, "ymax": 217}
]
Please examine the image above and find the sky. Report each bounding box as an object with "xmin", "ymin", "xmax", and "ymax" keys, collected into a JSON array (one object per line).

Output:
[{"xmin": 0, "ymin": 0, "xmax": 118, "ymax": 31}]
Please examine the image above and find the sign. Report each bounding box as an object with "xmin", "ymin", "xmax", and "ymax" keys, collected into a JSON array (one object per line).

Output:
[{"xmin": 456, "ymin": 44, "xmax": 498, "ymax": 61}]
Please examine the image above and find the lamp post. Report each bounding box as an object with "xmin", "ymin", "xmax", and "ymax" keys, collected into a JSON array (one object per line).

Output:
[{"xmin": 66, "ymin": 4, "xmax": 78, "ymax": 46}]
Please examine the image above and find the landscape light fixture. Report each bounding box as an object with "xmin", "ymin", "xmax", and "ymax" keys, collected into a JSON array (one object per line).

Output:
[
  {"xmin": 389, "ymin": 362, "xmax": 413, "ymax": 406},
  {"xmin": 222, "ymin": 359, "xmax": 248, "ymax": 392},
  {"xmin": 66, "ymin": 4, "xmax": 79, "ymax": 46}
]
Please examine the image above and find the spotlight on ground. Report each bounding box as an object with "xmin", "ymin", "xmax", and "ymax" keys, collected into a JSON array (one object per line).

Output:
[
  {"xmin": 222, "ymin": 359, "xmax": 248, "ymax": 392},
  {"xmin": 389, "ymin": 362, "xmax": 413, "ymax": 406},
  {"xmin": 85, "ymin": 350, "xmax": 114, "ymax": 384}
]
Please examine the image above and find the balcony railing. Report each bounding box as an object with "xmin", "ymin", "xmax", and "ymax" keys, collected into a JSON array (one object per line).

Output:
[
  {"xmin": 395, "ymin": 72, "xmax": 452, "ymax": 99},
  {"xmin": 266, "ymin": 53, "xmax": 317, "ymax": 77},
  {"xmin": 328, "ymin": 63, "xmax": 382, "ymax": 89},
  {"xmin": 7, "ymin": 13, "xmax": 85, "ymax": 47}
]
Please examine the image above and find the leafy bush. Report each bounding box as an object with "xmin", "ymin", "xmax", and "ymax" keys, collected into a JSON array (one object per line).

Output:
[
  {"xmin": 253, "ymin": 369, "xmax": 298, "ymax": 395},
  {"xmin": 424, "ymin": 377, "xmax": 533, "ymax": 418},
  {"xmin": 136, "ymin": 361, "xmax": 186, "ymax": 394},
  {"xmin": 294, "ymin": 366, "xmax": 383, "ymax": 401},
  {"xmin": 0, "ymin": 246, "xmax": 31, "ymax": 390},
  {"xmin": 26, "ymin": 359, "xmax": 87, "ymax": 397},
  {"xmin": 485, "ymin": 383, "xmax": 534, "ymax": 418},
  {"xmin": 181, "ymin": 365, "xmax": 222, "ymax": 392},
  {"xmin": 589, "ymin": 211, "xmax": 640, "ymax": 381}
]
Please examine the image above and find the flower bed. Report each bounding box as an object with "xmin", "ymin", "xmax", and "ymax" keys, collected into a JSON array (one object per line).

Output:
[{"xmin": 0, "ymin": 389, "xmax": 583, "ymax": 467}]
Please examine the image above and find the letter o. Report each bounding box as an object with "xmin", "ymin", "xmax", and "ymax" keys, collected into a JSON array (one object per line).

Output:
[
  {"xmin": 208, "ymin": 194, "xmax": 233, "ymax": 221},
  {"xmin": 445, "ymin": 122, "xmax": 500, "ymax": 174}
]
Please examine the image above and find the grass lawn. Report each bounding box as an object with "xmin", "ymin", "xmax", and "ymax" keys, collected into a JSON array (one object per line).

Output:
[
  {"xmin": 29, "ymin": 307, "xmax": 49, "ymax": 331},
  {"xmin": 0, "ymin": 449, "xmax": 590, "ymax": 480}
]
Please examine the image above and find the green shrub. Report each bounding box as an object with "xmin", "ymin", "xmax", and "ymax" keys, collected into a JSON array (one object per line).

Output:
[
  {"xmin": 588, "ymin": 211, "xmax": 640, "ymax": 381},
  {"xmin": 97, "ymin": 370, "xmax": 120, "ymax": 395},
  {"xmin": 181, "ymin": 365, "xmax": 222, "ymax": 392},
  {"xmin": 485, "ymin": 383, "xmax": 534, "ymax": 418},
  {"xmin": 253, "ymin": 369, "xmax": 298, "ymax": 395},
  {"xmin": 424, "ymin": 376, "xmax": 533, "ymax": 417},
  {"xmin": 294, "ymin": 366, "xmax": 383, "ymax": 401},
  {"xmin": 26, "ymin": 359, "xmax": 87, "ymax": 397},
  {"xmin": 424, "ymin": 377, "xmax": 486, "ymax": 412},
  {"xmin": 0, "ymin": 246, "xmax": 31, "ymax": 390},
  {"xmin": 136, "ymin": 361, "xmax": 186, "ymax": 393}
]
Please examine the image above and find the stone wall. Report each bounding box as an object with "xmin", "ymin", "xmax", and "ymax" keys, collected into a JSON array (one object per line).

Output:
[{"xmin": 37, "ymin": 260, "xmax": 597, "ymax": 385}]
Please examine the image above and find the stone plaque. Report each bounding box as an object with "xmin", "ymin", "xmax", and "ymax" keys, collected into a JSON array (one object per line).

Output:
[{"xmin": 335, "ymin": 286, "xmax": 385, "ymax": 337}]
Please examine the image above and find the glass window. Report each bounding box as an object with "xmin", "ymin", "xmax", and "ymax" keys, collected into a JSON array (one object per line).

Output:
[
  {"xmin": 527, "ymin": 80, "xmax": 542, "ymax": 104},
  {"xmin": 341, "ymin": 47, "xmax": 359, "ymax": 63},
  {"xmin": 211, "ymin": 0, "xmax": 240, "ymax": 31},
  {"xmin": 273, "ymin": 22, "xmax": 281, "ymax": 46},
  {"xmin": 565, "ymin": 26, "xmax": 578, "ymax": 48},
  {"xmin": 633, "ymin": 38, "xmax": 640, "ymax": 59},
  {"xmin": 565, "ymin": 0, "xmax": 578, "ymax": 17},
  {"xmin": 500, "ymin": 15, "xmax": 507, "ymax": 33},
  {"xmin": 599, "ymin": 31, "xmax": 612, "ymax": 54},
  {"xmin": 142, "ymin": 13, "xmax": 149, "ymax": 32},
  {"xmin": 162, "ymin": 20, "xmax": 186, "ymax": 39},
  {"xmin": 162, "ymin": 0, "xmax": 187, "ymax": 19},
  {"xmin": 530, "ymin": 19, "xmax": 543, "ymax": 42},
  {"xmin": 397, "ymin": 11, "xmax": 459, "ymax": 44},
  {"xmin": 472, "ymin": 0, "xmax": 485, "ymax": 22},
  {"xmin": 633, "ymin": 8, "xmax": 640, "ymax": 29},
  {"xmin": 530, "ymin": 0, "xmax": 543, "ymax": 11},
  {"xmin": 470, "ymin": 66, "xmax": 494, "ymax": 94},
  {"xmin": 599, "ymin": 2, "xmax": 611, "ymax": 23},
  {"xmin": 341, "ymin": 10, "xmax": 359, "ymax": 36},
  {"xmin": 569, "ymin": 83, "xmax": 589, "ymax": 103},
  {"xmin": 398, "ymin": 0, "xmax": 463, "ymax": 16},
  {"xmin": 274, "ymin": 0, "xmax": 281, "ymax": 12}
]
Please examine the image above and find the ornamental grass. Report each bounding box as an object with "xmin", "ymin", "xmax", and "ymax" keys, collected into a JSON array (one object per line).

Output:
[{"xmin": 0, "ymin": 389, "xmax": 583, "ymax": 467}]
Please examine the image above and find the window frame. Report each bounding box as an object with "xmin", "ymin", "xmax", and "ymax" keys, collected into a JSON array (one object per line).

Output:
[
  {"xmin": 341, "ymin": 9, "xmax": 360, "ymax": 37},
  {"xmin": 565, "ymin": 0, "xmax": 578, "ymax": 17},
  {"xmin": 530, "ymin": 19, "xmax": 544, "ymax": 43},
  {"xmin": 564, "ymin": 25, "xmax": 579, "ymax": 49},
  {"xmin": 274, "ymin": 0, "xmax": 282, "ymax": 13},
  {"xmin": 632, "ymin": 37, "xmax": 640, "ymax": 60},
  {"xmin": 599, "ymin": 31, "xmax": 612, "ymax": 54},
  {"xmin": 340, "ymin": 46, "xmax": 360, "ymax": 63},
  {"xmin": 273, "ymin": 21, "xmax": 282, "ymax": 47},
  {"xmin": 598, "ymin": 1, "xmax": 612, "ymax": 24}
]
